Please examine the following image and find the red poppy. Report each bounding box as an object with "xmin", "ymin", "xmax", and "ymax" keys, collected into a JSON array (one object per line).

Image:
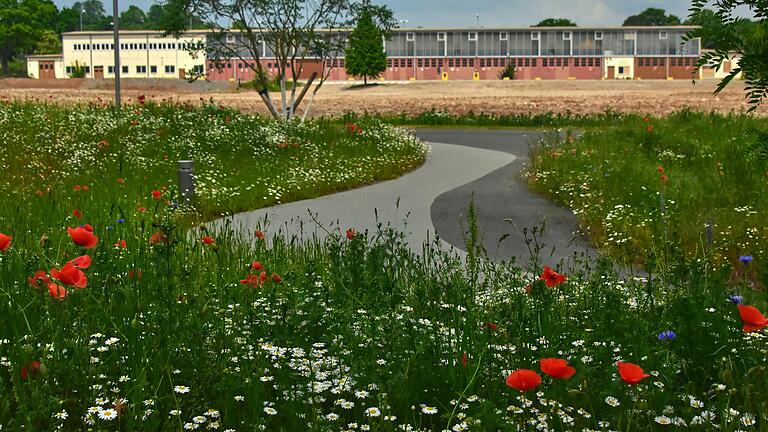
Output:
[
  {"xmin": 149, "ymin": 232, "xmax": 167, "ymax": 245},
  {"xmin": 50, "ymin": 262, "xmax": 87, "ymax": 289},
  {"xmin": 647, "ymin": 125, "xmax": 654, "ymax": 133},
  {"xmin": 617, "ymin": 361, "xmax": 650, "ymax": 385},
  {"xmin": 68, "ymin": 255, "xmax": 92, "ymax": 269},
  {"xmin": 260, "ymin": 271, "xmax": 267, "ymax": 283},
  {"xmin": 660, "ymin": 175, "xmax": 669, "ymax": 184},
  {"xmin": 114, "ymin": 239, "xmax": 127, "ymax": 248},
  {"xmin": 138, "ymin": 94, "xmax": 146, "ymax": 105},
  {"xmin": 643, "ymin": 117, "xmax": 651, "ymax": 123},
  {"xmin": 20, "ymin": 360, "xmax": 42, "ymax": 381},
  {"xmin": 67, "ymin": 226, "xmax": 98, "ymax": 249},
  {"xmin": 240, "ymin": 273, "xmax": 262, "ymax": 288},
  {"xmin": 137, "ymin": 206, "xmax": 147, "ymax": 213},
  {"xmin": 505, "ymin": 369, "xmax": 542, "ymax": 392},
  {"xmin": 271, "ymin": 273, "xmax": 282, "ymax": 284},
  {"xmin": 151, "ymin": 190, "xmax": 162, "ymax": 200},
  {"xmin": 0, "ymin": 233, "xmax": 11, "ymax": 252},
  {"xmin": 346, "ymin": 228, "xmax": 356, "ymax": 240},
  {"xmin": 540, "ymin": 266, "xmax": 567, "ymax": 288},
  {"xmin": 27, "ymin": 271, "xmax": 50, "ymax": 290},
  {"xmin": 461, "ymin": 352, "xmax": 468, "ymax": 368},
  {"xmin": 251, "ymin": 261, "xmax": 263, "ymax": 271},
  {"xmin": 657, "ymin": 166, "xmax": 664, "ymax": 174},
  {"xmin": 540, "ymin": 358, "xmax": 576, "ymax": 379},
  {"xmin": 255, "ymin": 230, "xmax": 265, "ymax": 241},
  {"xmin": 737, "ymin": 304, "xmax": 768, "ymax": 332},
  {"xmin": 82, "ymin": 185, "xmax": 90, "ymax": 192},
  {"xmin": 48, "ymin": 283, "xmax": 68, "ymax": 300},
  {"xmin": 484, "ymin": 322, "xmax": 498, "ymax": 331},
  {"xmin": 73, "ymin": 185, "xmax": 82, "ymax": 191},
  {"xmin": 117, "ymin": 178, "xmax": 125, "ymax": 184},
  {"xmin": 127, "ymin": 269, "xmax": 142, "ymax": 280}
]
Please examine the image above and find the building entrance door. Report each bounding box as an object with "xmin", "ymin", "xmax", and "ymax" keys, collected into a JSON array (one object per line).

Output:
[
  {"xmin": 39, "ymin": 62, "xmax": 55, "ymax": 79},
  {"xmin": 179, "ymin": 68, "xmax": 186, "ymax": 79},
  {"xmin": 607, "ymin": 66, "xmax": 615, "ymax": 79},
  {"xmin": 94, "ymin": 66, "xmax": 104, "ymax": 79}
]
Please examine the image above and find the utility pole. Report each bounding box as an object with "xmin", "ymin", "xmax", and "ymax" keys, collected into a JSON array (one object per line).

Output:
[
  {"xmin": 475, "ymin": 14, "xmax": 480, "ymax": 28},
  {"xmin": 112, "ymin": 0, "xmax": 121, "ymax": 107},
  {"xmin": 80, "ymin": 7, "xmax": 84, "ymax": 31}
]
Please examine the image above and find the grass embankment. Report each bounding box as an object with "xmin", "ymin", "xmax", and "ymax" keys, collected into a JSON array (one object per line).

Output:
[
  {"xmin": 0, "ymin": 101, "xmax": 426, "ymax": 226},
  {"xmin": 526, "ymin": 111, "xmax": 768, "ymax": 285}
]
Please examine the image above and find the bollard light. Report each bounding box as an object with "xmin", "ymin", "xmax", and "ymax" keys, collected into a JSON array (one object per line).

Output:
[{"xmin": 178, "ymin": 160, "xmax": 195, "ymax": 205}]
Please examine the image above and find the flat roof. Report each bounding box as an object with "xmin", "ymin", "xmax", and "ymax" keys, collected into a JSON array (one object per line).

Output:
[
  {"xmin": 63, "ymin": 25, "xmax": 698, "ymax": 37},
  {"xmin": 26, "ymin": 54, "xmax": 63, "ymax": 59}
]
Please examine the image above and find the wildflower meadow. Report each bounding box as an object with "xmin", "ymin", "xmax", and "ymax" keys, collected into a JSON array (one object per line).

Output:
[{"xmin": 1, "ymin": 101, "xmax": 768, "ymax": 431}]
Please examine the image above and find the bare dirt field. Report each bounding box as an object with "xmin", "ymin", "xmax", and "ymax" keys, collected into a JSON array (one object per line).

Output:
[{"xmin": 0, "ymin": 78, "xmax": 764, "ymax": 117}]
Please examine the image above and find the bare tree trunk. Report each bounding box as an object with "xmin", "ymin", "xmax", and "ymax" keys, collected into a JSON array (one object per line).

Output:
[
  {"xmin": 258, "ymin": 88, "xmax": 281, "ymax": 119},
  {"xmin": 292, "ymin": 71, "xmax": 317, "ymax": 113},
  {"xmin": 280, "ymin": 69, "xmax": 288, "ymax": 120},
  {"xmin": 300, "ymin": 89, "xmax": 319, "ymax": 124}
]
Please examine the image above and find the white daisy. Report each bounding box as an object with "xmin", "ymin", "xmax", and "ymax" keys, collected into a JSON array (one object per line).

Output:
[
  {"xmin": 174, "ymin": 385, "xmax": 190, "ymax": 394},
  {"xmin": 421, "ymin": 406, "xmax": 438, "ymax": 415},
  {"xmin": 655, "ymin": 416, "xmax": 672, "ymax": 425},
  {"xmin": 365, "ymin": 407, "xmax": 381, "ymax": 417},
  {"xmin": 98, "ymin": 408, "xmax": 118, "ymax": 420},
  {"xmin": 264, "ymin": 407, "xmax": 278, "ymax": 415}
]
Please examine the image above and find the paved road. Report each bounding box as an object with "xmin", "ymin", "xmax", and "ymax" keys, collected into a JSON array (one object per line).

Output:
[{"xmin": 217, "ymin": 129, "xmax": 597, "ymax": 267}]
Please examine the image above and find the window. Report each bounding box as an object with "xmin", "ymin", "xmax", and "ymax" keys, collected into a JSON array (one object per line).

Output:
[
  {"xmin": 588, "ymin": 58, "xmax": 594, "ymax": 67},
  {"xmin": 624, "ymin": 31, "xmax": 637, "ymax": 40},
  {"xmin": 165, "ymin": 65, "xmax": 175, "ymax": 73},
  {"xmin": 500, "ymin": 32, "xmax": 508, "ymax": 41},
  {"xmin": 122, "ymin": 65, "xmax": 128, "ymax": 73},
  {"xmin": 563, "ymin": 31, "xmax": 572, "ymax": 41},
  {"xmin": 594, "ymin": 58, "xmax": 600, "ymax": 66},
  {"xmin": 238, "ymin": 63, "xmax": 243, "ymax": 68},
  {"xmin": 136, "ymin": 65, "xmax": 146, "ymax": 73},
  {"xmin": 468, "ymin": 32, "xmax": 477, "ymax": 41},
  {"xmin": 524, "ymin": 58, "xmax": 530, "ymax": 67},
  {"xmin": 418, "ymin": 58, "xmax": 423, "ymax": 67},
  {"xmin": 437, "ymin": 32, "xmax": 446, "ymax": 41},
  {"xmin": 66, "ymin": 66, "xmax": 73, "ymax": 74},
  {"xmin": 448, "ymin": 59, "xmax": 454, "ymax": 67},
  {"xmin": 531, "ymin": 31, "xmax": 540, "ymax": 41},
  {"xmin": 407, "ymin": 59, "xmax": 413, "ymax": 67},
  {"xmin": 461, "ymin": 58, "xmax": 468, "ymax": 67},
  {"xmin": 532, "ymin": 58, "xmax": 537, "ymax": 67},
  {"xmin": 226, "ymin": 35, "xmax": 235, "ymax": 43},
  {"xmin": 468, "ymin": 59, "xmax": 474, "ymax": 67},
  {"xmin": 431, "ymin": 59, "xmax": 437, "ymax": 68},
  {"xmin": 493, "ymin": 58, "xmax": 499, "ymax": 67},
  {"xmin": 563, "ymin": 58, "xmax": 569, "ymax": 66},
  {"xmin": 659, "ymin": 31, "xmax": 668, "ymax": 40},
  {"xmin": 406, "ymin": 32, "xmax": 415, "ymax": 42},
  {"xmin": 150, "ymin": 65, "xmax": 158, "ymax": 73},
  {"xmin": 618, "ymin": 66, "xmax": 624, "ymax": 74},
  {"xmin": 108, "ymin": 66, "xmax": 114, "ymax": 73},
  {"xmin": 652, "ymin": 57, "xmax": 658, "ymax": 67},
  {"xmin": 386, "ymin": 59, "xmax": 392, "ymax": 67},
  {"xmin": 595, "ymin": 31, "xmax": 603, "ymax": 40},
  {"xmin": 84, "ymin": 66, "xmax": 90, "ymax": 73},
  {"xmin": 556, "ymin": 58, "xmax": 562, "ymax": 67},
  {"xmin": 193, "ymin": 65, "xmax": 204, "ymax": 74},
  {"xmin": 226, "ymin": 63, "xmax": 232, "ymax": 68}
]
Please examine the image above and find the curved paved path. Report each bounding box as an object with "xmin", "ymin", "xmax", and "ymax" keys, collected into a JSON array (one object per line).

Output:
[{"xmin": 218, "ymin": 129, "xmax": 597, "ymax": 267}]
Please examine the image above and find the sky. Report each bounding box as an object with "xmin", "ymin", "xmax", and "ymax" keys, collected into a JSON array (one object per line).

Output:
[{"xmin": 51, "ymin": 0, "xmax": 747, "ymax": 27}]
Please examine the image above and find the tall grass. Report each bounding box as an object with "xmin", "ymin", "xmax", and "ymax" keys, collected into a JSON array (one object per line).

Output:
[{"xmin": 527, "ymin": 110, "xmax": 768, "ymax": 286}]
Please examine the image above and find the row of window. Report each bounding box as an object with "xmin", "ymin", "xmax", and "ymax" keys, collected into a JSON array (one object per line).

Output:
[
  {"xmin": 64, "ymin": 65, "xmax": 203, "ymax": 75},
  {"xmin": 405, "ymin": 30, "xmax": 671, "ymax": 43},
  {"xmin": 637, "ymin": 57, "xmax": 697, "ymax": 67},
  {"xmin": 72, "ymin": 42, "xmax": 194, "ymax": 51},
  {"xmin": 383, "ymin": 57, "xmax": 604, "ymax": 69}
]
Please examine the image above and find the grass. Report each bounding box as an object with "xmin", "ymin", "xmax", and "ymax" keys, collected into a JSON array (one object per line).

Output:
[
  {"xmin": 1, "ymin": 103, "xmax": 768, "ymax": 430},
  {"xmin": 526, "ymin": 110, "xmax": 768, "ymax": 286},
  {"xmin": 0, "ymin": 100, "xmax": 426, "ymax": 226}
]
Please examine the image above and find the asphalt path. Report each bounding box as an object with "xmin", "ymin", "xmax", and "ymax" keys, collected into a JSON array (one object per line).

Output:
[{"xmin": 218, "ymin": 129, "xmax": 597, "ymax": 267}]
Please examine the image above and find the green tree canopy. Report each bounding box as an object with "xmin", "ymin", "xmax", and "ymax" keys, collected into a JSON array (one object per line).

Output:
[
  {"xmin": 533, "ymin": 18, "xmax": 577, "ymax": 27},
  {"xmin": 120, "ymin": 5, "xmax": 146, "ymax": 30},
  {"xmin": 0, "ymin": 0, "xmax": 57, "ymax": 74},
  {"xmin": 35, "ymin": 29, "xmax": 61, "ymax": 54},
  {"xmin": 345, "ymin": 5, "xmax": 387, "ymax": 85},
  {"xmin": 687, "ymin": 0, "xmax": 767, "ymax": 111},
  {"xmin": 623, "ymin": 8, "xmax": 681, "ymax": 26}
]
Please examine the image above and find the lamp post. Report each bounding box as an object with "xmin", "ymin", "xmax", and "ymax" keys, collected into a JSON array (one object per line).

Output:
[
  {"xmin": 80, "ymin": 7, "xmax": 84, "ymax": 31},
  {"xmin": 475, "ymin": 14, "xmax": 480, "ymax": 28},
  {"xmin": 112, "ymin": 0, "xmax": 121, "ymax": 107}
]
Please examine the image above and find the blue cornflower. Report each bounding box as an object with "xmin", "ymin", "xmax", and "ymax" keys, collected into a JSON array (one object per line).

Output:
[
  {"xmin": 728, "ymin": 295, "xmax": 744, "ymax": 305},
  {"xmin": 116, "ymin": 218, "xmax": 126, "ymax": 224},
  {"xmin": 106, "ymin": 226, "xmax": 114, "ymax": 231},
  {"xmin": 740, "ymin": 255, "xmax": 754, "ymax": 264},
  {"xmin": 658, "ymin": 330, "xmax": 676, "ymax": 341}
]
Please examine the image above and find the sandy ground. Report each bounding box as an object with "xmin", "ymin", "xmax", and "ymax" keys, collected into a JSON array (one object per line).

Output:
[{"xmin": 0, "ymin": 78, "xmax": 763, "ymax": 117}]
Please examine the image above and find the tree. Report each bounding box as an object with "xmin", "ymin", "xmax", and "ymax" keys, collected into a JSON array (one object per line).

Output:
[
  {"xmin": 162, "ymin": 0, "xmax": 393, "ymax": 122},
  {"xmin": 623, "ymin": 8, "xmax": 681, "ymax": 26},
  {"xmin": 345, "ymin": 5, "xmax": 387, "ymax": 85},
  {"xmin": 533, "ymin": 18, "xmax": 576, "ymax": 27},
  {"xmin": 687, "ymin": 1, "xmax": 767, "ymax": 111},
  {"xmin": 73, "ymin": 0, "xmax": 107, "ymax": 30},
  {"xmin": 120, "ymin": 5, "xmax": 146, "ymax": 30},
  {"xmin": 35, "ymin": 29, "xmax": 61, "ymax": 54},
  {"xmin": 0, "ymin": 0, "xmax": 57, "ymax": 74},
  {"xmin": 146, "ymin": 2, "xmax": 206, "ymax": 31}
]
